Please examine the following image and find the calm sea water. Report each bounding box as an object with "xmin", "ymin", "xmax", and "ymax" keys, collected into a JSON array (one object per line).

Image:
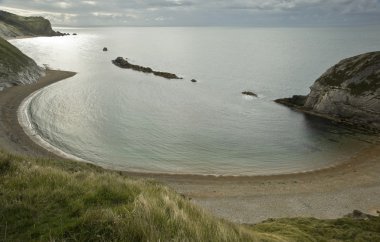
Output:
[{"xmin": 13, "ymin": 27, "xmax": 380, "ymax": 175}]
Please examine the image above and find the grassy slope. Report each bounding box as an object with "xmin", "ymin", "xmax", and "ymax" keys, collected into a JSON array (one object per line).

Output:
[
  {"xmin": 0, "ymin": 36, "xmax": 34, "ymax": 74},
  {"xmin": 1, "ymin": 151, "xmax": 380, "ymax": 241}
]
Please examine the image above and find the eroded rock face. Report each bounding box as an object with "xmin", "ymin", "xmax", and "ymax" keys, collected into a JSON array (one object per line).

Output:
[
  {"xmin": 305, "ymin": 52, "xmax": 380, "ymax": 129},
  {"xmin": 276, "ymin": 52, "xmax": 380, "ymax": 131}
]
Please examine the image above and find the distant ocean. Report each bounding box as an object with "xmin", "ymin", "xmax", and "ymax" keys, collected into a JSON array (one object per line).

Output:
[{"xmin": 13, "ymin": 26, "xmax": 380, "ymax": 175}]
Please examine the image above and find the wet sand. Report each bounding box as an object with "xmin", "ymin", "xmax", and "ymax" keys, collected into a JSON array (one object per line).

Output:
[{"xmin": 1, "ymin": 70, "xmax": 379, "ymax": 224}]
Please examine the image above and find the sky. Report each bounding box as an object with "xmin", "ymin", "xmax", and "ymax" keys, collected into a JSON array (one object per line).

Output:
[{"xmin": 1, "ymin": 0, "xmax": 380, "ymax": 27}]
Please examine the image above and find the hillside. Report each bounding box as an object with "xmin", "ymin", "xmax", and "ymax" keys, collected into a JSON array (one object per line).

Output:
[
  {"xmin": 1, "ymin": 150, "xmax": 379, "ymax": 241},
  {"xmin": 276, "ymin": 52, "xmax": 380, "ymax": 131},
  {"xmin": 0, "ymin": 10, "xmax": 63, "ymax": 38},
  {"xmin": 0, "ymin": 36, "xmax": 43, "ymax": 90}
]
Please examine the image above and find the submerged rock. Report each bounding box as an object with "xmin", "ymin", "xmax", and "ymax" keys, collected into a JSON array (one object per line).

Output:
[
  {"xmin": 275, "ymin": 51, "xmax": 380, "ymax": 132},
  {"xmin": 242, "ymin": 91, "xmax": 258, "ymax": 97},
  {"xmin": 56, "ymin": 31, "xmax": 70, "ymax": 36},
  {"xmin": 103, "ymin": 47, "xmax": 108, "ymax": 51},
  {"xmin": 112, "ymin": 57, "xmax": 182, "ymax": 80}
]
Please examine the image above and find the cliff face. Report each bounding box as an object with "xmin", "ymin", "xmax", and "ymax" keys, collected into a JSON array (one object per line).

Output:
[
  {"xmin": 276, "ymin": 52, "xmax": 380, "ymax": 131},
  {"xmin": 0, "ymin": 10, "xmax": 62, "ymax": 38},
  {"xmin": 0, "ymin": 36, "xmax": 44, "ymax": 91}
]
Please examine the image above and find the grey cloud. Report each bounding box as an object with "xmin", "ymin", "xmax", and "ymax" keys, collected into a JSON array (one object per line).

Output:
[
  {"xmin": 147, "ymin": 0, "xmax": 195, "ymax": 8},
  {"xmin": 223, "ymin": 0, "xmax": 380, "ymax": 13},
  {"xmin": 1, "ymin": 0, "xmax": 380, "ymax": 26}
]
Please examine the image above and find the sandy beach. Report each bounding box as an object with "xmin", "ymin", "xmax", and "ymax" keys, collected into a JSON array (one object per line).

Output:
[
  {"xmin": 0, "ymin": 70, "xmax": 379, "ymax": 224},
  {"xmin": 0, "ymin": 70, "xmax": 76, "ymax": 158}
]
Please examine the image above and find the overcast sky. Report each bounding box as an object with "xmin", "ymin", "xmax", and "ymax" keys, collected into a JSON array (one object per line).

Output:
[{"xmin": 1, "ymin": 0, "xmax": 380, "ymax": 27}]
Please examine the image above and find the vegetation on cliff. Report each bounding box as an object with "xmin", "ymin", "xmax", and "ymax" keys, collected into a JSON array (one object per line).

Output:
[
  {"xmin": 317, "ymin": 52, "xmax": 380, "ymax": 95},
  {"xmin": 1, "ymin": 150, "xmax": 380, "ymax": 241}
]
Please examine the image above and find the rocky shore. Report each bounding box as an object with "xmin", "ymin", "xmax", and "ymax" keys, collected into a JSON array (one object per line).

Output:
[
  {"xmin": 112, "ymin": 57, "xmax": 183, "ymax": 80},
  {"xmin": 276, "ymin": 52, "xmax": 380, "ymax": 132}
]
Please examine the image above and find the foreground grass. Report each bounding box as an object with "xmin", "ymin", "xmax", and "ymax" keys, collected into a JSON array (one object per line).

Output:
[
  {"xmin": 0, "ymin": 151, "xmax": 380, "ymax": 241},
  {"xmin": 0, "ymin": 151, "xmax": 278, "ymax": 241}
]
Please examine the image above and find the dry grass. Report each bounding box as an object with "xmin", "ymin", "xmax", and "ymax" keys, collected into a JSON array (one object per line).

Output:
[
  {"xmin": 0, "ymin": 151, "xmax": 277, "ymax": 241},
  {"xmin": 1, "ymin": 150, "xmax": 379, "ymax": 241}
]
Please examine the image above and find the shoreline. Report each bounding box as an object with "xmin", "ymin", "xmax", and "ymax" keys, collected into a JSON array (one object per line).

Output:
[
  {"xmin": 0, "ymin": 70, "xmax": 380, "ymax": 224},
  {"xmin": 0, "ymin": 70, "xmax": 76, "ymax": 158},
  {"xmin": 275, "ymin": 98, "xmax": 380, "ymax": 134}
]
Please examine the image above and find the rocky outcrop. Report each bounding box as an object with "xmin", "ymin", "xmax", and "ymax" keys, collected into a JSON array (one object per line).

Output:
[
  {"xmin": 0, "ymin": 10, "xmax": 64, "ymax": 38},
  {"xmin": 0, "ymin": 36, "xmax": 44, "ymax": 91},
  {"xmin": 275, "ymin": 52, "xmax": 380, "ymax": 132},
  {"xmin": 112, "ymin": 57, "xmax": 182, "ymax": 80}
]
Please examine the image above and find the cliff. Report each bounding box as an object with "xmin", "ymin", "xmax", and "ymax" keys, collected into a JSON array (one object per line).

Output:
[
  {"xmin": 0, "ymin": 10, "xmax": 63, "ymax": 38},
  {"xmin": 276, "ymin": 52, "xmax": 380, "ymax": 131},
  {"xmin": 0, "ymin": 36, "xmax": 44, "ymax": 91}
]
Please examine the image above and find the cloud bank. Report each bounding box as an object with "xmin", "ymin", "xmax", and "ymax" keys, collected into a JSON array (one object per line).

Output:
[{"xmin": 1, "ymin": 0, "xmax": 380, "ymax": 27}]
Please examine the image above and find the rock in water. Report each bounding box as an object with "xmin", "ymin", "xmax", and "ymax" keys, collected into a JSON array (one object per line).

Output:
[
  {"xmin": 103, "ymin": 47, "xmax": 108, "ymax": 51},
  {"xmin": 242, "ymin": 91, "xmax": 258, "ymax": 97},
  {"xmin": 191, "ymin": 79, "xmax": 197, "ymax": 83},
  {"xmin": 112, "ymin": 57, "xmax": 182, "ymax": 80},
  {"xmin": 275, "ymin": 52, "xmax": 380, "ymax": 131}
]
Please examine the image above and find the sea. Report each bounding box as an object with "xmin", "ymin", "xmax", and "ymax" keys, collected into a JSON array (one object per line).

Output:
[{"xmin": 12, "ymin": 26, "xmax": 380, "ymax": 176}]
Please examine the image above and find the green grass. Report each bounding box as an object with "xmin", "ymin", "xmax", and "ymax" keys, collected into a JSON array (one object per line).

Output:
[{"xmin": 1, "ymin": 150, "xmax": 380, "ymax": 241}]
